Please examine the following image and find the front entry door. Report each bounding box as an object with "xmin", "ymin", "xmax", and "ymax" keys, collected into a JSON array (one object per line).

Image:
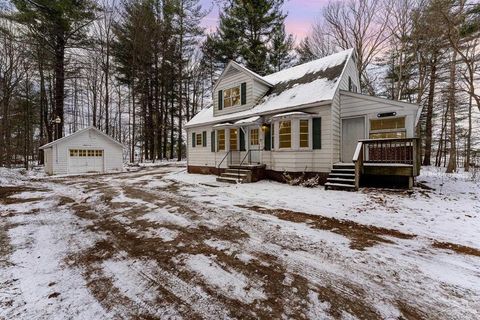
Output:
[
  {"xmin": 342, "ymin": 117, "xmax": 365, "ymax": 162},
  {"xmin": 249, "ymin": 127, "xmax": 260, "ymax": 164}
]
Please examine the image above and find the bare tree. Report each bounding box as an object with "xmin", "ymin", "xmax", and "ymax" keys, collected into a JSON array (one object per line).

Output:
[{"xmin": 319, "ymin": 0, "xmax": 393, "ymax": 93}]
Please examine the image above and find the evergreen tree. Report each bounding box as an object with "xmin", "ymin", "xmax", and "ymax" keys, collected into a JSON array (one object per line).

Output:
[
  {"xmin": 10, "ymin": 0, "xmax": 98, "ymax": 139},
  {"xmin": 269, "ymin": 24, "xmax": 294, "ymax": 72},
  {"xmin": 204, "ymin": 0, "xmax": 292, "ymax": 75},
  {"xmin": 296, "ymin": 37, "xmax": 316, "ymax": 64}
]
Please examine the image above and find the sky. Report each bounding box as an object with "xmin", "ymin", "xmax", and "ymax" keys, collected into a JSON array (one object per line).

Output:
[{"xmin": 199, "ymin": 0, "xmax": 330, "ymax": 41}]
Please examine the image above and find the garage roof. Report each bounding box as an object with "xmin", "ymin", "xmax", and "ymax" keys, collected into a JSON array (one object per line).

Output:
[{"xmin": 39, "ymin": 126, "xmax": 124, "ymax": 149}]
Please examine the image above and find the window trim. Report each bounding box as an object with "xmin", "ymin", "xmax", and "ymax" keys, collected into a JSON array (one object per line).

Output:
[
  {"xmin": 229, "ymin": 128, "xmax": 238, "ymax": 151},
  {"xmin": 272, "ymin": 117, "xmax": 314, "ymax": 151},
  {"xmin": 196, "ymin": 133, "xmax": 202, "ymax": 147},
  {"xmin": 278, "ymin": 120, "xmax": 292, "ymax": 149},
  {"xmin": 249, "ymin": 128, "xmax": 259, "ymax": 146},
  {"xmin": 217, "ymin": 129, "xmax": 226, "ymax": 151},
  {"xmin": 223, "ymin": 85, "xmax": 241, "ymax": 108},
  {"xmin": 369, "ymin": 116, "xmax": 406, "ymax": 139},
  {"xmin": 299, "ymin": 119, "xmax": 310, "ymax": 149}
]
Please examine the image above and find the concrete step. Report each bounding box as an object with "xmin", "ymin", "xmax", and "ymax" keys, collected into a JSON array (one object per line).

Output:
[
  {"xmin": 221, "ymin": 173, "xmax": 248, "ymax": 179},
  {"xmin": 325, "ymin": 182, "xmax": 356, "ymax": 190},
  {"xmin": 225, "ymin": 168, "xmax": 251, "ymax": 174},
  {"xmin": 326, "ymin": 177, "xmax": 355, "ymax": 184},
  {"xmin": 216, "ymin": 176, "xmax": 238, "ymax": 184}
]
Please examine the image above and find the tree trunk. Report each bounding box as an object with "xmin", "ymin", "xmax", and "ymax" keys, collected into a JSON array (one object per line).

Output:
[
  {"xmin": 465, "ymin": 95, "xmax": 472, "ymax": 171},
  {"xmin": 446, "ymin": 51, "xmax": 457, "ymax": 173},
  {"xmin": 422, "ymin": 58, "xmax": 437, "ymax": 166},
  {"xmin": 54, "ymin": 36, "xmax": 66, "ymax": 139}
]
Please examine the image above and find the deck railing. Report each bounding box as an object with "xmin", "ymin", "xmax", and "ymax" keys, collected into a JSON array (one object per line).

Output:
[
  {"xmin": 360, "ymin": 137, "xmax": 418, "ymax": 165},
  {"xmin": 353, "ymin": 138, "xmax": 421, "ymax": 184}
]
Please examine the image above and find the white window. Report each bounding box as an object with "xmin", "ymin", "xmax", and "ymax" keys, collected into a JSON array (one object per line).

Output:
[
  {"xmin": 279, "ymin": 121, "xmax": 291, "ymax": 149},
  {"xmin": 223, "ymin": 86, "xmax": 241, "ymax": 108},
  {"xmin": 299, "ymin": 119, "xmax": 309, "ymax": 148},
  {"xmin": 196, "ymin": 133, "xmax": 202, "ymax": 146},
  {"xmin": 370, "ymin": 117, "xmax": 406, "ymax": 139},
  {"xmin": 217, "ymin": 129, "xmax": 225, "ymax": 151},
  {"xmin": 250, "ymin": 128, "xmax": 259, "ymax": 145}
]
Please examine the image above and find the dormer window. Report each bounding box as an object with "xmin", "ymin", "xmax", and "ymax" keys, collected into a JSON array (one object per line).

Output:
[
  {"xmin": 224, "ymin": 86, "xmax": 241, "ymax": 108},
  {"xmin": 218, "ymin": 82, "xmax": 247, "ymax": 110}
]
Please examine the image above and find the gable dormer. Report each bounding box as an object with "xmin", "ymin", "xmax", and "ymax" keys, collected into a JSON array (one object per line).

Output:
[{"xmin": 213, "ymin": 61, "xmax": 272, "ymax": 117}]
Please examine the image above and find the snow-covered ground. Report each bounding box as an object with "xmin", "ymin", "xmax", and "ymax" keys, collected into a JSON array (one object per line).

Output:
[{"xmin": 0, "ymin": 164, "xmax": 479, "ymax": 319}]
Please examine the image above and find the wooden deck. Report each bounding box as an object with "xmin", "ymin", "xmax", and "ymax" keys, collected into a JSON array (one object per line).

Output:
[{"xmin": 352, "ymin": 138, "xmax": 421, "ymax": 189}]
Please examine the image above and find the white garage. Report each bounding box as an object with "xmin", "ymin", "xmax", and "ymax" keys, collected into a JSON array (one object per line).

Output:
[{"xmin": 40, "ymin": 126, "xmax": 123, "ymax": 175}]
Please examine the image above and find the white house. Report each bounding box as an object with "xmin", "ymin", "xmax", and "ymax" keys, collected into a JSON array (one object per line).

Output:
[
  {"xmin": 39, "ymin": 126, "xmax": 123, "ymax": 175},
  {"xmin": 185, "ymin": 49, "xmax": 422, "ymax": 189}
]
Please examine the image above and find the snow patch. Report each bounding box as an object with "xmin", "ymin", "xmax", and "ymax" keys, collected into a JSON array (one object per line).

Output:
[{"xmin": 183, "ymin": 254, "xmax": 266, "ymax": 304}]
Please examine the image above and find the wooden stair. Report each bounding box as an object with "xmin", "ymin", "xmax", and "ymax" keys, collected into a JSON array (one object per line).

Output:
[
  {"xmin": 325, "ymin": 163, "xmax": 357, "ymax": 191},
  {"xmin": 216, "ymin": 168, "xmax": 252, "ymax": 184}
]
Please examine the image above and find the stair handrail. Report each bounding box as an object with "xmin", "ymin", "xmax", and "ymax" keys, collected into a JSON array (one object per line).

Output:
[
  {"xmin": 239, "ymin": 150, "xmax": 251, "ymax": 166},
  {"xmin": 352, "ymin": 141, "xmax": 364, "ymax": 190},
  {"xmin": 217, "ymin": 150, "xmax": 231, "ymax": 168}
]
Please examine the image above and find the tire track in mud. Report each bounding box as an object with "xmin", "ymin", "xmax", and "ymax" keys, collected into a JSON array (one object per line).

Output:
[{"xmin": 58, "ymin": 168, "xmax": 470, "ymax": 320}]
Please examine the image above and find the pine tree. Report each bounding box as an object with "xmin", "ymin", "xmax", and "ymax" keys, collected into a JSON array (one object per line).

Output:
[
  {"xmin": 204, "ymin": 0, "xmax": 291, "ymax": 75},
  {"xmin": 296, "ymin": 37, "xmax": 316, "ymax": 64},
  {"xmin": 10, "ymin": 0, "xmax": 98, "ymax": 139},
  {"xmin": 269, "ymin": 24, "xmax": 294, "ymax": 72}
]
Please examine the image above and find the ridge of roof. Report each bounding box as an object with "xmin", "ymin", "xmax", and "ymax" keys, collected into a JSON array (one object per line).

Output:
[
  {"xmin": 40, "ymin": 126, "xmax": 123, "ymax": 149},
  {"xmin": 186, "ymin": 49, "xmax": 355, "ymax": 128}
]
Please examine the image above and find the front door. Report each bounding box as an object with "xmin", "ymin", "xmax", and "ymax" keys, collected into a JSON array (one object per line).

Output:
[
  {"xmin": 342, "ymin": 117, "xmax": 365, "ymax": 162},
  {"xmin": 249, "ymin": 127, "xmax": 260, "ymax": 164}
]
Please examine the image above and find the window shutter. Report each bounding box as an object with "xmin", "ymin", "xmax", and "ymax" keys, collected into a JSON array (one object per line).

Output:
[
  {"xmin": 192, "ymin": 132, "xmax": 196, "ymax": 147},
  {"xmin": 241, "ymin": 82, "xmax": 247, "ymax": 105},
  {"xmin": 218, "ymin": 90, "xmax": 223, "ymax": 110},
  {"xmin": 239, "ymin": 129, "xmax": 246, "ymax": 151},
  {"xmin": 211, "ymin": 131, "xmax": 216, "ymax": 152},
  {"xmin": 271, "ymin": 124, "xmax": 274, "ymax": 149},
  {"xmin": 264, "ymin": 124, "xmax": 271, "ymax": 151},
  {"xmin": 202, "ymin": 131, "xmax": 207, "ymax": 147},
  {"xmin": 313, "ymin": 118, "xmax": 321, "ymax": 149}
]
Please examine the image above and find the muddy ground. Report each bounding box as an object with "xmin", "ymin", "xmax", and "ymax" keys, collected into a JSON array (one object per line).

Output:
[{"xmin": 0, "ymin": 165, "xmax": 479, "ymax": 320}]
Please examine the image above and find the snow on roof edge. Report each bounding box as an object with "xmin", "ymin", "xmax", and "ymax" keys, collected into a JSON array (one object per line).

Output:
[{"xmin": 40, "ymin": 126, "xmax": 123, "ymax": 149}]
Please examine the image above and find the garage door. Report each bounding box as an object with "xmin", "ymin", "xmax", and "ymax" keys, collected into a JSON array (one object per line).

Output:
[{"xmin": 69, "ymin": 149, "xmax": 104, "ymax": 174}]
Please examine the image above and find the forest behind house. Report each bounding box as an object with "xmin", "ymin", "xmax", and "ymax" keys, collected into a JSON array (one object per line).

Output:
[{"xmin": 0, "ymin": 0, "xmax": 479, "ymax": 173}]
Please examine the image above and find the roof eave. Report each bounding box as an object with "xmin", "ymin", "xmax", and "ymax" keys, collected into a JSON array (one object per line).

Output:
[{"xmin": 185, "ymin": 100, "xmax": 332, "ymax": 129}]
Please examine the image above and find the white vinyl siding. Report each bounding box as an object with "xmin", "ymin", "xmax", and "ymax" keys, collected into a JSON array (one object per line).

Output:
[
  {"xmin": 339, "ymin": 91, "xmax": 418, "ymax": 139},
  {"xmin": 187, "ymin": 125, "xmax": 229, "ymax": 168},
  {"xmin": 213, "ymin": 65, "xmax": 270, "ymax": 117},
  {"xmin": 46, "ymin": 129, "xmax": 123, "ymax": 175}
]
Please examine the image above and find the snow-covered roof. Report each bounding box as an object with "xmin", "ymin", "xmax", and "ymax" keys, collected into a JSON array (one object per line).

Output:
[
  {"xmin": 186, "ymin": 49, "xmax": 354, "ymax": 128},
  {"xmin": 271, "ymin": 111, "xmax": 312, "ymax": 118},
  {"xmin": 234, "ymin": 116, "xmax": 261, "ymax": 125},
  {"xmin": 39, "ymin": 126, "xmax": 123, "ymax": 149}
]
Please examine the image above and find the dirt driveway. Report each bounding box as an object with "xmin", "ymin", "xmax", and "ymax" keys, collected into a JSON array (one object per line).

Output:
[{"xmin": 1, "ymin": 165, "xmax": 479, "ymax": 319}]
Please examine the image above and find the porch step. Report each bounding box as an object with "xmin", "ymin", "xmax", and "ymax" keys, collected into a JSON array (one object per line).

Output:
[
  {"xmin": 328, "ymin": 173, "xmax": 355, "ymax": 178},
  {"xmin": 326, "ymin": 163, "xmax": 358, "ymax": 191},
  {"xmin": 324, "ymin": 182, "xmax": 356, "ymax": 190},
  {"xmin": 221, "ymin": 173, "xmax": 249, "ymax": 179},
  {"xmin": 216, "ymin": 176, "xmax": 239, "ymax": 184},
  {"xmin": 225, "ymin": 168, "xmax": 251, "ymax": 174},
  {"xmin": 332, "ymin": 163, "xmax": 355, "ymax": 169},
  {"xmin": 326, "ymin": 177, "xmax": 355, "ymax": 184},
  {"xmin": 330, "ymin": 168, "xmax": 355, "ymax": 173}
]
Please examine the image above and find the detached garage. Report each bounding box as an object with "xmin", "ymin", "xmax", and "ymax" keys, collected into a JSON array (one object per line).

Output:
[{"xmin": 40, "ymin": 126, "xmax": 123, "ymax": 175}]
